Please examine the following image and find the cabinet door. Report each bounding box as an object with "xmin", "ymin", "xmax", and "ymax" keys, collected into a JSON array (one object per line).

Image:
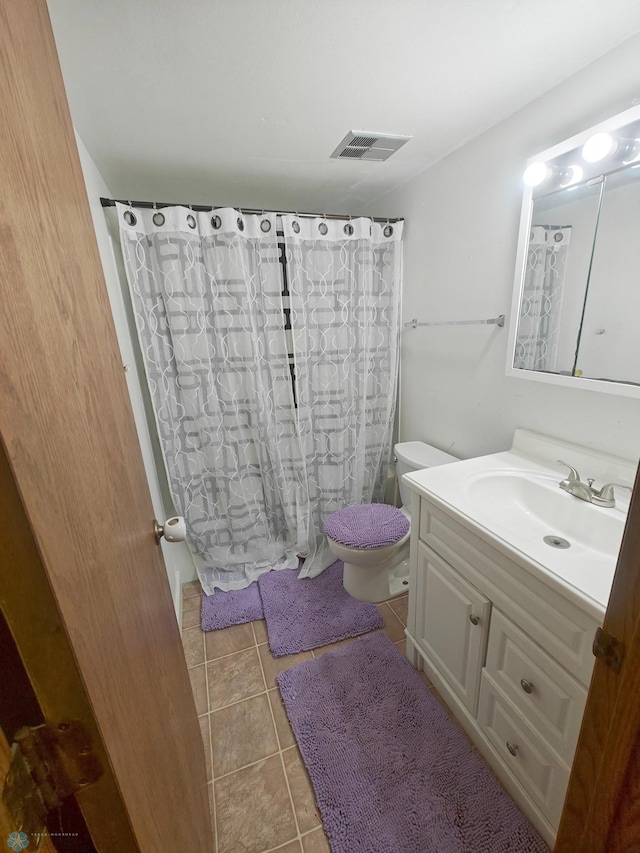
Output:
[{"xmin": 415, "ymin": 543, "xmax": 490, "ymax": 713}]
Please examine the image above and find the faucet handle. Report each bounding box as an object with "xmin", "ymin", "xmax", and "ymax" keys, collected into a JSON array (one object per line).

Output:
[
  {"xmin": 557, "ymin": 460, "xmax": 580, "ymax": 482},
  {"xmin": 597, "ymin": 483, "xmax": 632, "ymax": 502}
]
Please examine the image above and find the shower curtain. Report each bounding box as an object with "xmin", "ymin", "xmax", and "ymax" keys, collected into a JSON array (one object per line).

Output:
[
  {"xmin": 118, "ymin": 205, "xmax": 305, "ymax": 593},
  {"xmin": 118, "ymin": 204, "xmax": 402, "ymax": 592},
  {"xmin": 514, "ymin": 224, "xmax": 571, "ymax": 371},
  {"xmin": 283, "ymin": 215, "xmax": 403, "ymax": 577}
]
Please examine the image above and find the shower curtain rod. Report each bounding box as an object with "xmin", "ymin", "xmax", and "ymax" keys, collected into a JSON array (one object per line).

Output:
[{"xmin": 99, "ymin": 197, "xmax": 403, "ymax": 224}]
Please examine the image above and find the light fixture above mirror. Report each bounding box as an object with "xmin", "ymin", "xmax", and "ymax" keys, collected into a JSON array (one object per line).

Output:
[
  {"xmin": 523, "ymin": 161, "xmax": 584, "ymax": 189},
  {"xmin": 520, "ymin": 105, "xmax": 640, "ymax": 193},
  {"xmin": 506, "ymin": 103, "xmax": 640, "ymax": 398},
  {"xmin": 581, "ymin": 131, "xmax": 640, "ymax": 164}
]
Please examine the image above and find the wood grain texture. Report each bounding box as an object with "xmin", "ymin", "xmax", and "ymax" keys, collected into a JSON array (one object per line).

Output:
[
  {"xmin": 0, "ymin": 441, "xmax": 137, "ymax": 851},
  {"xmin": 607, "ymin": 720, "xmax": 640, "ymax": 852},
  {"xmin": 0, "ymin": 2, "xmax": 213, "ymax": 851},
  {"xmin": 555, "ymin": 464, "xmax": 640, "ymax": 852}
]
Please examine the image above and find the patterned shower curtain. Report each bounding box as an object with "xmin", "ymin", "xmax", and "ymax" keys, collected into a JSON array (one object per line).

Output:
[
  {"xmin": 118, "ymin": 204, "xmax": 305, "ymax": 593},
  {"xmin": 514, "ymin": 225, "xmax": 571, "ymax": 371},
  {"xmin": 283, "ymin": 216, "xmax": 403, "ymax": 577},
  {"xmin": 118, "ymin": 205, "xmax": 402, "ymax": 591}
]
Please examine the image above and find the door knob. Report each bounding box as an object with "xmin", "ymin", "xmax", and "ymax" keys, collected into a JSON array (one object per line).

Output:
[
  {"xmin": 154, "ymin": 516, "xmax": 186, "ymax": 544},
  {"xmin": 469, "ymin": 614, "xmax": 480, "ymax": 626}
]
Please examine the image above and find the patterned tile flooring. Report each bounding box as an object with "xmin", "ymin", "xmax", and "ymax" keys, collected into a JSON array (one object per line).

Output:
[{"xmin": 181, "ymin": 581, "xmax": 432, "ymax": 853}]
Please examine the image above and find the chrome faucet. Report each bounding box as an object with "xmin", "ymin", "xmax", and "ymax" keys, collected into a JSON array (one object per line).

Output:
[
  {"xmin": 556, "ymin": 460, "xmax": 631, "ymax": 508},
  {"xmin": 557, "ymin": 460, "xmax": 594, "ymax": 502}
]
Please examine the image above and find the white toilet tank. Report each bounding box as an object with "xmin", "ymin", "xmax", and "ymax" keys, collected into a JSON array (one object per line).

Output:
[{"xmin": 394, "ymin": 441, "xmax": 458, "ymax": 515}]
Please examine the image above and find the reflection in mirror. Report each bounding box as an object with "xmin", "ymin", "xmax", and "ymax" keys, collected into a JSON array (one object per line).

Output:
[
  {"xmin": 575, "ymin": 165, "xmax": 640, "ymax": 385},
  {"xmin": 507, "ymin": 102, "xmax": 640, "ymax": 397},
  {"xmin": 514, "ymin": 183, "xmax": 601, "ymax": 374}
]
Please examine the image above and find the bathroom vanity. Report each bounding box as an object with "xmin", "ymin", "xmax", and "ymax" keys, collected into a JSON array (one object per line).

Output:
[{"xmin": 403, "ymin": 430, "xmax": 636, "ymax": 846}]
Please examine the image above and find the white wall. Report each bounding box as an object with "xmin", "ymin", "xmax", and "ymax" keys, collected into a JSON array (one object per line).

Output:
[
  {"xmin": 75, "ymin": 135, "xmax": 198, "ymax": 610},
  {"xmin": 363, "ymin": 32, "xmax": 640, "ymax": 463}
]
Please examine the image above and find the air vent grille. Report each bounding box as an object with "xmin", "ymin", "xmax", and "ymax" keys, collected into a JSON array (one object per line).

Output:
[
  {"xmin": 350, "ymin": 135, "xmax": 380, "ymax": 147},
  {"xmin": 339, "ymin": 147, "xmax": 367, "ymax": 159},
  {"xmin": 330, "ymin": 130, "xmax": 411, "ymax": 162}
]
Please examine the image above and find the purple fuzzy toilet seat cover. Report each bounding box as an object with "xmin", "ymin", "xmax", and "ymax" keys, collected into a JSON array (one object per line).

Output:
[{"xmin": 323, "ymin": 503, "xmax": 410, "ymax": 549}]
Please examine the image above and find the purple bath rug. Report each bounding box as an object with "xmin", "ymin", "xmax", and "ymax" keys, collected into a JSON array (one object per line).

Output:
[
  {"xmin": 201, "ymin": 581, "xmax": 264, "ymax": 631},
  {"xmin": 277, "ymin": 632, "xmax": 549, "ymax": 853},
  {"xmin": 258, "ymin": 560, "xmax": 384, "ymax": 657}
]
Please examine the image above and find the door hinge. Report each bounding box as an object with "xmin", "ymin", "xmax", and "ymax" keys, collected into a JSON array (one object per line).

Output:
[
  {"xmin": 593, "ymin": 626, "xmax": 625, "ymax": 674},
  {"xmin": 2, "ymin": 721, "xmax": 103, "ymax": 846}
]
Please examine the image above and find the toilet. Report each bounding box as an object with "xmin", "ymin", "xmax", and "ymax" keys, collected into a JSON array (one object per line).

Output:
[{"xmin": 324, "ymin": 441, "xmax": 458, "ymax": 602}]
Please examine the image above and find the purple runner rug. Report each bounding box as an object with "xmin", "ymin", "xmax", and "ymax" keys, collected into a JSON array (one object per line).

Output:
[
  {"xmin": 278, "ymin": 633, "xmax": 549, "ymax": 853},
  {"xmin": 201, "ymin": 581, "xmax": 264, "ymax": 631},
  {"xmin": 258, "ymin": 560, "xmax": 384, "ymax": 657}
]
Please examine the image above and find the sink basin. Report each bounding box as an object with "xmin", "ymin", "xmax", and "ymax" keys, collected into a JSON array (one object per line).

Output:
[
  {"xmin": 402, "ymin": 429, "xmax": 636, "ymax": 615},
  {"xmin": 464, "ymin": 470, "xmax": 625, "ymax": 557}
]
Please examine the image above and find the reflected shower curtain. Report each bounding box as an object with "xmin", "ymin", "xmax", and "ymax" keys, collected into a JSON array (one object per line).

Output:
[
  {"xmin": 118, "ymin": 204, "xmax": 305, "ymax": 593},
  {"xmin": 284, "ymin": 216, "xmax": 403, "ymax": 577},
  {"xmin": 515, "ymin": 225, "xmax": 571, "ymax": 371}
]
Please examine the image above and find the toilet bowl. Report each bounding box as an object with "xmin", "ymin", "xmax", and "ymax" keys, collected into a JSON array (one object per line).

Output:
[
  {"xmin": 324, "ymin": 503, "xmax": 411, "ymax": 603},
  {"xmin": 324, "ymin": 442, "xmax": 458, "ymax": 602}
]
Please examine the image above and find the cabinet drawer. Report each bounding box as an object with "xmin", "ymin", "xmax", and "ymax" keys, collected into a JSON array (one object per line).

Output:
[
  {"xmin": 485, "ymin": 610, "xmax": 587, "ymax": 765},
  {"xmin": 419, "ymin": 499, "xmax": 598, "ymax": 685},
  {"xmin": 478, "ymin": 671, "xmax": 569, "ymax": 830}
]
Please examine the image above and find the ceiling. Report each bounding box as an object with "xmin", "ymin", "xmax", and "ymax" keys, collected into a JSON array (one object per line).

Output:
[{"xmin": 47, "ymin": 0, "xmax": 640, "ymax": 213}]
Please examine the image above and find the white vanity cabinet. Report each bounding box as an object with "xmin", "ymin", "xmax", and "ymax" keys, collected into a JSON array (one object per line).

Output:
[{"xmin": 407, "ymin": 495, "xmax": 601, "ymax": 846}]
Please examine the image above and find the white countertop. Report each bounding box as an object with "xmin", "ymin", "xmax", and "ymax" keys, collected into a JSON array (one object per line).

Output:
[{"xmin": 403, "ymin": 430, "xmax": 636, "ymax": 620}]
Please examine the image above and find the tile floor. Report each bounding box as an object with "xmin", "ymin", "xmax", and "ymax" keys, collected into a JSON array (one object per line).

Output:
[{"xmin": 181, "ymin": 581, "xmax": 433, "ymax": 853}]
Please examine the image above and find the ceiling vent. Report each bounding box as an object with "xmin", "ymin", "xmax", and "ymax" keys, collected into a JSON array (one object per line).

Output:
[{"xmin": 330, "ymin": 130, "xmax": 411, "ymax": 162}]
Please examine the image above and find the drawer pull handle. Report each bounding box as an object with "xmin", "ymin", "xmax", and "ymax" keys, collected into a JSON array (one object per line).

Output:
[
  {"xmin": 520, "ymin": 679, "xmax": 534, "ymax": 694},
  {"xmin": 469, "ymin": 614, "xmax": 480, "ymax": 626},
  {"xmin": 506, "ymin": 741, "xmax": 519, "ymax": 757}
]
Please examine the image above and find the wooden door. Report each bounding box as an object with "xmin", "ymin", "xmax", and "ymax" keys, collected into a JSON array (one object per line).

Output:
[
  {"xmin": 555, "ymin": 464, "xmax": 640, "ymax": 851},
  {"xmin": 0, "ymin": 2, "xmax": 213, "ymax": 851},
  {"xmin": 0, "ymin": 441, "xmax": 138, "ymax": 851}
]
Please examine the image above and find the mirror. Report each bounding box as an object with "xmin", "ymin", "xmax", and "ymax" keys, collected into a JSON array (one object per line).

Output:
[
  {"xmin": 576, "ymin": 166, "xmax": 640, "ymax": 385},
  {"xmin": 514, "ymin": 181, "xmax": 602, "ymax": 376},
  {"xmin": 507, "ymin": 104, "xmax": 640, "ymax": 397}
]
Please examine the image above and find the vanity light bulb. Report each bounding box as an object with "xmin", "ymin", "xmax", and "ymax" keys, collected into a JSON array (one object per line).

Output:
[
  {"xmin": 560, "ymin": 164, "xmax": 584, "ymax": 187},
  {"xmin": 622, "ymin": 139, "xmax": 640, "ymax": 164},
  {"xmin": 523, "ymin": 162, "xmax": 549, "ymax": 187},
  {"xmin": 582, "ymin": 132, "xmax": 616, "ymax": 163}
]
